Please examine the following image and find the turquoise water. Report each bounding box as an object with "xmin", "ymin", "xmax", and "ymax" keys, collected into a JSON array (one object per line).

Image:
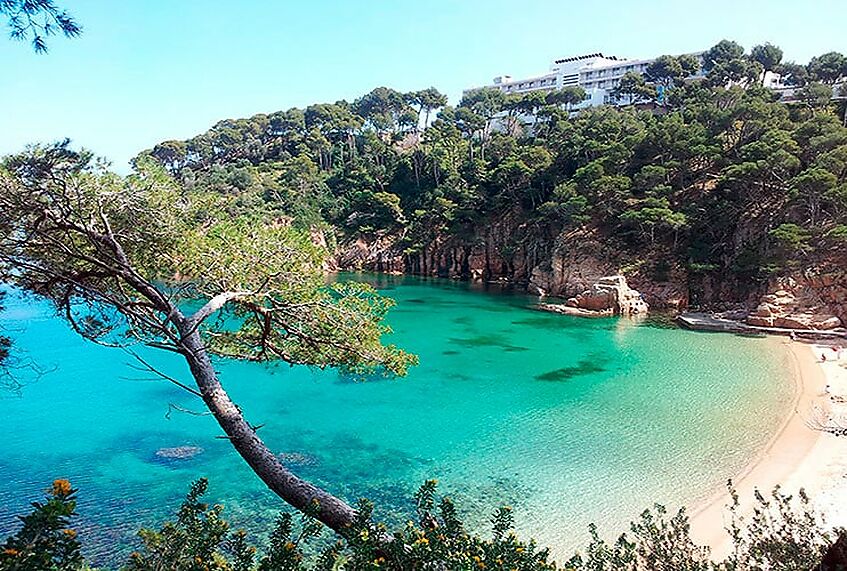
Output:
[{"xmin": 0, "ymin": 275, "xmax": 794, "ymax": 565}]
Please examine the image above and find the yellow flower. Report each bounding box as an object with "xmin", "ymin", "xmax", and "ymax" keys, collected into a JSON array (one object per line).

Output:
[
  {"xmin": 3, "ymin": 548, "xmax": 19, "ymax": 556},
  {"xmin": 359, "ymin": 529, "xmax": 369, "ymax": 540},
  {"xmin": 516, "ymin": 547, "xmax": 524, "ymax": 553},
  {"xmin": 414, "ymin": 537, "xmax": 429, "ymax": 546},
  {"xmin": 52, "ymin": 479, "xmax": 72, "ymax": 497},
  {"xmin": 284, "ymin": 542, "xmax": 296, "ymax": 551},
  {"xmin": 63, "ymin": 529, "xmax": 77, "ymax": 539}
]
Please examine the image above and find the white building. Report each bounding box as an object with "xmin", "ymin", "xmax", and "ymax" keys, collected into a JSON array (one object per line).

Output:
[{"xmin": 466, "ymin": 51, "xmax": 707, "ymax": 109}]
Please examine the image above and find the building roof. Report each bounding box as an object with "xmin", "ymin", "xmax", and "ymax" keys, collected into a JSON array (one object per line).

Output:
[{"xmin": 552, "ymin": 53, "xmax": 624, "ymax": 64}]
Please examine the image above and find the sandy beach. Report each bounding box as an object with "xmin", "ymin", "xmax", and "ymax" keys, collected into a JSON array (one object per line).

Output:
[{"xmin": 689, "ymin": 337, "xmax": 847, "ymax": 558}]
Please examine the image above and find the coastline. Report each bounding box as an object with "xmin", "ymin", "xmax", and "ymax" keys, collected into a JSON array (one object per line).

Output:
[{"xmin": 688, "ymin": 338, "xmax": 847, "ymax": 558}]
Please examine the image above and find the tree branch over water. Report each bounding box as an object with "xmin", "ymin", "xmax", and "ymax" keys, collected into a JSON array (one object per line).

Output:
[{"xmin": 0, "ymin": 141, "xmax": 417, "ymax": 532}]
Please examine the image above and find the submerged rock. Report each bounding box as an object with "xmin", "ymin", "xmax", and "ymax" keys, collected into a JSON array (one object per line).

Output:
[
  {"xmin": 155, "ymin": 446, "xmax": 204, "ymax": 460},
  {"xmin": 277, "ymin": 452, "xmax": 318, "ymax": 467}
]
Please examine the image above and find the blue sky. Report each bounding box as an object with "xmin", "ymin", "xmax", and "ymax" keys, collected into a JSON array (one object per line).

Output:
[{"xmin": 1, "ymin": 0, "xmax": 845, "ymax": 172}]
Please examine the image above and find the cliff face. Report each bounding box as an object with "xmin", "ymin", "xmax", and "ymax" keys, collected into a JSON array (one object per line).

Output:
[
  {"xmin": 335, "ymin": 220, "xmax": 690, "ymax": 309},
  {"xmin": 334, "ymin": 222, "xmax": 847, "ymax": 329},
  {"xmin": 747, "ymin": 267, "xmax": 847, "ymax": 329},
  {"xmin": 803, "ymin": 268, "xmax": 847, "ymax": 325}
]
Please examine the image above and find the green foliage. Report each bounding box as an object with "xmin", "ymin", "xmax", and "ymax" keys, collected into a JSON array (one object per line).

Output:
[
  {"xmin": 564, "ymin": 483, "xmax": 840, "ymax": 571},
  {"xmin": 4, "ymin": 479, "xmax": 845, "ymax": 571},
  {"xmin": 769, "ymin": 223, "xmax": 812, "ymax": 254},
  {"xmin": 620, "ymin": 198, "xmax": 686, "ymax": 245},
  {"xmin": 807, "ymin": 52, "xmax": 847, "ymax": 84},
  {"xmin": 799, "ymin": 83, "xmax": 835, "ymax": 110},
  {"xmin": 126, "ymin": 479, "xmax": 235, "ymax": 571},
  {"xmin": 0, "ymin": 480, "xmax": 82, "ymax": 571},
  {"xmin": 611, "ymin": 72, "xmax": 654, "ymax": 105},
  {"xmin": 0, "ymin": 142, "xmax": 417, "ymax": 377},
  {"xmin": 750, "ymin": 43, "xmax": 784, "ymax": 72},
  {"xmin": 120, "ymin": 40, "xmax": 847, "ymax": 294},
  {"xmin": 0, "ymin": 0, "xmax": 80, "ymax": 52}
]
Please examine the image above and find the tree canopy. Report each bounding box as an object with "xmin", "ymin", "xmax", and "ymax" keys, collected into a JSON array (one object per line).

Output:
[
  {"xmin": 125, "ymin": 40, "xmax": 847, "ymax": 296},
  {"xmin": 0, "ymin": 141, "xmax": 417, "ymax": 533}
]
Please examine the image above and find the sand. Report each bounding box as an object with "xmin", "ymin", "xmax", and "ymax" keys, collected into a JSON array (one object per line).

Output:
[{"xmin": 688, "ymin": 338, "xmax": 847, "ymax": 558}]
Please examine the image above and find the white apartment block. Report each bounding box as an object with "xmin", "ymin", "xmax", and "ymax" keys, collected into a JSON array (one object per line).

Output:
[{"xmin": 470, "ymin": 51, "xmax": 706, "ymax": 109}]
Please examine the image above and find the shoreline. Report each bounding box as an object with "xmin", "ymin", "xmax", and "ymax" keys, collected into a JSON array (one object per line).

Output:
[{"xmin": 688, "ymin": 338, "xmax": 847, "ymax": 558}]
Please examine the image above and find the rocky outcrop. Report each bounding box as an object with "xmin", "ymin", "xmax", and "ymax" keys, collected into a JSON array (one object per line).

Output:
[
  {"xmin": 336, "ymin": 235, "xmax": 405, "ymax": 274},
  {"xmin": 747, "ymin": 275, "xmax": 845, "ymax": 330},
  {"xmin": 567, "ymin": 275, "xmax": 649, "ymax": 315},
  {"xmin": 792, "ymin": 269, "xmax": 847, "ymax": 326},
  {"xmin": 538, "ymin": 275, "xmax": 648, "ymax": 317},
  {"xmin": 333, "ymin": 218, "xmax": 847, "ymax": 321},
  {"xmin": 336, "ymin": 222, "xmax": 695, "ymax": 310},
  {"xmin": 536, "ymin": 302, "xmax": 613, "ymax": 317},
  {"xmin": 528, "ymin": 232, "xmax": 617, "ymax": 298}
]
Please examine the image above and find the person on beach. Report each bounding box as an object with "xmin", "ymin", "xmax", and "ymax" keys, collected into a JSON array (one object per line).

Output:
[{"xmin": 790, "ymin": 331, "xmax": 796, "ymax": 342}]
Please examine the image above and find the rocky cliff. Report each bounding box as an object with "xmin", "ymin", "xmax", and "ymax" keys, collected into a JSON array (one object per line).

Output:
[
  {"xmin": 335, "ymin": 222, "xmax": 688, "ymax": 308},
  {"xmin": 745, "ymin": 268, "xmax": 847, "ymax": 330},
  {"xmin": 335, "ymin": 223, "xmax": 847, "ymax": 331}
]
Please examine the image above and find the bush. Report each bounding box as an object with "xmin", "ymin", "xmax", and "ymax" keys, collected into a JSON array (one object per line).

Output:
[
  {"xmin": 1, "ymin": 479, "xmax": 845, "ymax": 571},
  {"xmin": 0, "ymin": 480, "xmax": 83, "ymax": 571}
]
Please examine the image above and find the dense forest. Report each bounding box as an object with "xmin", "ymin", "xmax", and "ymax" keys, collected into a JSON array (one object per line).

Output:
[{"xmin": 139, "ymin": 40, "xmax": 847, "ymax": 308}]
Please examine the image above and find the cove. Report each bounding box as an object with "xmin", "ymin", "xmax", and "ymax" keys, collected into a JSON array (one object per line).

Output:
[{"xmin": 0, "ymin": 274, "xmax": 794, "ymax": 566}]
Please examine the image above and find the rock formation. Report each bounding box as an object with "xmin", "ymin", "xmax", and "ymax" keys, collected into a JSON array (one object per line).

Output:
[
  {"xmin": 567, "ymin": 275, "xmax": 649, "ymax": 315},
  {"xmin": 747, "ymin": 285, "xmax": 843, "ymax": 330},
  {"xmin": 538, "ymin": 275, "xmax": 648, "ymax": 317},
  {"xmin": 332, "ymin": 220, "xmax": 846, "ymax": 322}
]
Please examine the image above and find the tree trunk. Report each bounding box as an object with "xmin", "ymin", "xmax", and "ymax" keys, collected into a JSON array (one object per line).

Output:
[{"xmin": 175, "ymin": 320, "xmax": 358, "ymax": 533}]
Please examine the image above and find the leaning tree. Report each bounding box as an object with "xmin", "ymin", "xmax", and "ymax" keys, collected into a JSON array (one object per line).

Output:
[{"xmin": 0, "ymin": 141, "xmax": 417, "ymax": 533}]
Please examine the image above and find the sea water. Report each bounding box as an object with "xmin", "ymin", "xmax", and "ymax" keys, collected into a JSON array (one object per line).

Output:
[{"xmin": 0, "ymin": 274, "xmax": 794, "ymax": 565}]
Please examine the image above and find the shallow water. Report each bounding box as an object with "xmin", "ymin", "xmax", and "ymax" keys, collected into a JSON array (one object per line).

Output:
[{"xmin": 0, "ymin": 274, "xmax": 794, "ymax": 565}]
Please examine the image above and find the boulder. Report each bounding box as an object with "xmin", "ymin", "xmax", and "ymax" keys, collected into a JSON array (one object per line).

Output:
[
  {"xmin": 550, "ymin": 275, "xmax": 648, "ymax": 317},
  {"xmin": 751, "ymin": 303, "xmax": 775, "ymax": 317},
  {"xmin": 747, "ymin": 279, "xmax": 844, "ymax": 330},
  {"xmin": 773, "ymin": 314, "xmax": 842, "ymax": 330}
]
